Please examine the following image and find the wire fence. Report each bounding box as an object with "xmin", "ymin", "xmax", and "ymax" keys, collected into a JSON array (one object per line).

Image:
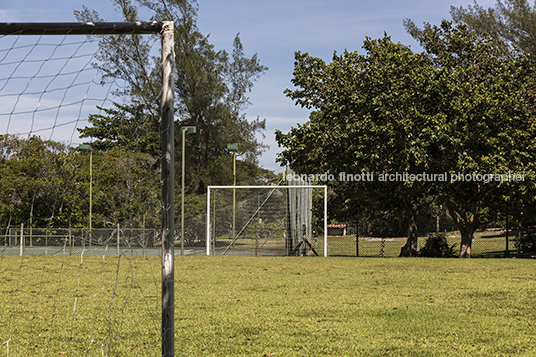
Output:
[
  {"xmin": 325, "ymin": 220, "xmax": 536, "ymax": 258},
  {"xmin": 1, "ymin": 226, "xmax": 163, "ymax": 257},
  {"xmin": 3, "ymin": 217, "xmax": 536, "ymax": 258}
]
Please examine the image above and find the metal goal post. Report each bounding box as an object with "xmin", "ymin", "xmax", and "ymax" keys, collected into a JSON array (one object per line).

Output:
[
  {"xmin": 206, "ymin": 185, "xmax": 328, "ymax": 257},
  {"xmin": 0, "ymin": 21, "xmax": 176, "ymax": 357}
]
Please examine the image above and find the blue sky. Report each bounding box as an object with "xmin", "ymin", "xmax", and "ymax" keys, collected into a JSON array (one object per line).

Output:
[{"xmin": 1, "ymin": 0, "xmax": 497, "ymax": 173}]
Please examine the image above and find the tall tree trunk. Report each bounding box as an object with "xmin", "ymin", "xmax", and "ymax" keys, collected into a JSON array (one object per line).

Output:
[
  {"xmin": 458, "ymin": 225, "xmax": 474, "ymax": 258},
  {"xmin": 399, "ymin": 203, "xmax": 418, "ymax": 257},
  {"xmin": 445, "ymin": 201, "xmax": 480, "ymax": 258}
]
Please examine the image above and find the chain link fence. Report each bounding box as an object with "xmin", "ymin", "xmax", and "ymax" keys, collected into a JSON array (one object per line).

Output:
[
  {"xmin": 325, "ymin": 216, "xmax": 536, "ymax": 258},
  {"xmin": 4, "ymin": 215, "xmax": 535, "ymax": 258},
  {"xmin": 1, "ymin": 225, "xmax": 161, "ymax": 256}
]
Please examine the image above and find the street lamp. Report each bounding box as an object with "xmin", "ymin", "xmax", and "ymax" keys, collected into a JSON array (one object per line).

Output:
[
  {"xmin": 78, "ymin": 143, "xmax": 92, "ymax": 246},
  {"xmin": 181, "ymin": 126, "xmax": 196, "ymax": 256},
  {"xmin": 227, "ymin": 144, "xmax": 238, "ymax": 240}
]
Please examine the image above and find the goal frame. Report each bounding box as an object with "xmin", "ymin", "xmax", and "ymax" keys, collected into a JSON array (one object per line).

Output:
[
  {"xmin": 206, "ymin": 185, "xmax": 328, "ymax": 257},
  {"xmin": 0, "ymin": 21, "xmax": 176, "ymax": 356}
]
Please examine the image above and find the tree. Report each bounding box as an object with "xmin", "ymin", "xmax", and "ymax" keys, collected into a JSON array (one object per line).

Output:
[
  {"xmin": 277, "ymin": 22, "xmax": 536, "ymax": 257},
  {"xmin": 277, "ymin": 38, "xmax": 443, "ymax": 256},
  {"xmin": 450, "ymin": 0, "xmax": 536, "ymax": 55},
  {"xmin": 417, "ymin": 21, "xmax": 536, "ymax": 257},
  {"xmin": 404, "ymin": 0, "xmax": 536, "ymax": 57},
  {"xmin": 0, "ymin": 135, "xmax": 160, "ymax": 230},
  {"xmin": 75, "ymin": 0, "xmax": 268, "ymax": 194},
  {"xmin": 87, "ymin": 147, "xmax": 160, "ymax": 228},
  {"xmin": 405, "ymin": 1, "xmax": 536, "ymax": 254},
  {"xmin": 78, "ymin": 103, "xmax": 161, "ymax": 156},
  {"xmin": 0, "ymin": 135, "xmax": 75, "ymax": 228}
]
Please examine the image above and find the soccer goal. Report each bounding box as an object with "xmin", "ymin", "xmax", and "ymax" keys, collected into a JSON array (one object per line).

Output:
[
  {"xmin": 0, "ymin": 22, "xmax": 176, "ymax": 356},
  {"xmin": 206, "ymin": 185, "xmax": 328, "ymax": 257}
]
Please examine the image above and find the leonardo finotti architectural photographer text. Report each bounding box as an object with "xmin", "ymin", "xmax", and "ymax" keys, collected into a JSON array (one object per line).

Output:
[{"xmin": 284, "ymin": 171, "xmax": 526, "ymax": 184}]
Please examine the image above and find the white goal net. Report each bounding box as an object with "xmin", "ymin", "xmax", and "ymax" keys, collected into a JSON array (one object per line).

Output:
[
  {"xmin": 206, "ymin": 185, "xmax": 328, "ymax": 257},
  {"xmin": 0, "ymin": 22, "xmax": 176, "ymax": 356}
]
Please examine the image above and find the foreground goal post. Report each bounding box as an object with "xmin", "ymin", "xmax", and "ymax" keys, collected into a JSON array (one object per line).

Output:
[
  {"xmin": 0, "ymin": 21, "xmax": 176, "ymax": 356},
  {"xmin": 206, "ymin": 185, "xmax": 328, "ymax": 257}
]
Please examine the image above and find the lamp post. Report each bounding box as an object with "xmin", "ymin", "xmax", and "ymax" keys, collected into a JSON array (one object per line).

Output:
[
  {"xmin": 78, "ymin": 143, "xmax": 92, "ymax": 246},
  {"xmin": 181, "ymin": 126, "xmax": 196, "ymax": 256},
  {"xmin": 227, "ymin": 144, "xmax": 238, "ymax": 240}
]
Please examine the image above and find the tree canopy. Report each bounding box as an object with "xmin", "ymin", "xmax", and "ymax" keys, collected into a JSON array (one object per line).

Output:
[
  {"xmin": 0, "ymin": 135, "xmax": 160, "ymax": 229},
  {"xmin": 277, "ymin": 21, "xmax": 536, "ymax": 257},
  {"xmin": 405, "ymin": 0, "xmax": 536, "ymax": 56},
  {"xmin": 451, "ymin": 0, "xmax": 536, "ymax": 55}
]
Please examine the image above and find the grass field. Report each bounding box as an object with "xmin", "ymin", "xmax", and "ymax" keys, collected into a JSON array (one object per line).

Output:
[{"xmin": 1, "ymin": 255, "xmax": 535, "ymax": 356}]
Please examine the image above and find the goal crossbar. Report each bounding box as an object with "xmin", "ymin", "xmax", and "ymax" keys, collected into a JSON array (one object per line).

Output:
[
  {"xmin": 206, "ymin": 185, "xmax": 328, "ymax": 257},
  {"xmin": 0, "ymin": 21, "xmax": 164, "ymax": 35}
]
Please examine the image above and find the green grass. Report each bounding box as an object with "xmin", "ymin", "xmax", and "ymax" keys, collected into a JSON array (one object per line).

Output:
[
  {"xmin": 1, "ymin": 256, "xmax": 535, "ymax": 356},
  {"xmin": 0, "ymin": 255, "xmax": 161, "ymax": 356}
]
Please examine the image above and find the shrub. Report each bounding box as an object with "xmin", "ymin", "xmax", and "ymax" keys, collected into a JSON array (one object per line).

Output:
[{"xmin": 419, "ymin": 233, "xmax": 457, "ymax": 258}]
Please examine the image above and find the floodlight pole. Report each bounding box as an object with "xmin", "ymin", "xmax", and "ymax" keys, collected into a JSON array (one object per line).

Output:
[{"xmin": 181, "ymin": 126, "xmax": 196, "ymax": 256}]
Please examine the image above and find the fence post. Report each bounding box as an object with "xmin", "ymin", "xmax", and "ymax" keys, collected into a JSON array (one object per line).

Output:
[
  {"xmin": 20, "ymin": 223, "xmax": 24, "ymax": 256},
  {"xmin": 117, "ymin": 223, "xmax": 120, "ymax": 256},
  {"xmin": 69, "ymin": 225, "xmax": 72, "ymax": 256},
  {"xmin": 517, "ymin": 224, "xmax": 522, "ymax": 257},
  {"xmin": 256, "ymin": 217, "xmax": 260, "ymax": 257},
  {"xmin": 356, "ymin": 222, "xmax": 359, "ymax": 257},
  {"xmin": 504, "ymin": 215, "xmax": 510, "ymax": 258},
  {"xmin": 142, "ymin": 215, "xmax": 146, "ymax": 256}
]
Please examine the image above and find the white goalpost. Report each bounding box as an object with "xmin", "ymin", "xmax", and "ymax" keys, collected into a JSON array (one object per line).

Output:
[
  {"xmin": 206, "ymin": 185, "xmax": 328, "ymax": 257},
  {"xmin": 0, "ymin": 21, "xmax": 176, "ymax": 356}
]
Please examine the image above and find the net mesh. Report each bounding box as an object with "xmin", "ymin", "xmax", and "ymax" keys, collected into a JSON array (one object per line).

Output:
[
  {"xmin": 0, "ymin": 26, "xmax": 166, "ymax": 355},
  {"xmin": 207, "ymin": 186, "xmax": 326, "ymax": 256},
  {"xmin": 1, "ymin": 34, "xmax": 112, "ymax": 139}
]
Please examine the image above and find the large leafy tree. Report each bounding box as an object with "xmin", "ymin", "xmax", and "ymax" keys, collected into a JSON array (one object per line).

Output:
[
  {"xmin": 0, "ymin": 135, "xmax": 160, "ymax": 230},
  {"xmin": 75, "ymin": 0, "xmax": 268, "ymax": 194},
  {"xmin": 420, "ymin": 21, "xmax": 536, "ymax": 257},
  {"xmin": 277, "ymin": 21, "xmax": 536, "ymax": 257},
  {"xmin": 0, "ymin": 135, "xmax": 77, "ymax": 228},
  {"xmin": 277, "ymin": 38, "xmax": 443, "ymax": 256}
]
